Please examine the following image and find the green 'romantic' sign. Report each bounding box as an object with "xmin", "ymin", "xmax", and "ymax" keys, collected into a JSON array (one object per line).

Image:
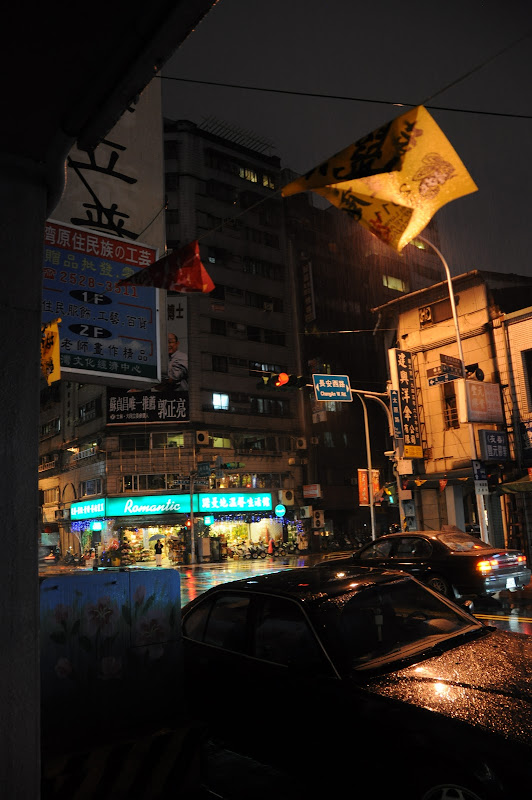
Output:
[{"xmin": 106, "ymin": 495, "xmax": 193, "ymax": 517}]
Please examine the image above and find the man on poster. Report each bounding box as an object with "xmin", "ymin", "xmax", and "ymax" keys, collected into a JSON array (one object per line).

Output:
[{"xmin": 166, "ymin": 332, "xmax": 188, "ymax": 390}]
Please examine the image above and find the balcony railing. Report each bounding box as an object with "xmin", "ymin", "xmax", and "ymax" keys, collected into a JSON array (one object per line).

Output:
[{"xmin": 38, "ymin": 458, "xmax": 58, "ymax": 472}]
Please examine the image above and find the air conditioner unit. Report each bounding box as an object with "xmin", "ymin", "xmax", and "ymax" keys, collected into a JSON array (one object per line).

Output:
[
  {"xmin": 278, "ymin": 489, "xmax": 295, "ymax": 506},
  {"xmin": 310, "ymin": 436, "xmax": 319, "ymax": 445},
  {"xmin": 295, "ymin": 437, "xmax": 307, "ymax": 450},
  {"xmin": 419, "ymin": 305, "xmax": 433, "ymax": 325},
  {"xmin": 196, "ymin": 431, "xmax": 209, "ymax": 445},
  {"xmin": 300, "ymin": 505, "xmax": 312, "ymax": 518}
]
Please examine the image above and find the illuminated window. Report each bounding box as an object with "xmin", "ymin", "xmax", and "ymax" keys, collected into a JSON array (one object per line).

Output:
[
  {"xmin": 239, "ymin": 166, "xmax": 258, "ymax": 183},
  {"xmin": 213, "ymin": 437, "xmax": 232, "ymax": 448},
  {"xmin": 383, "ymin": 275, "xmax": 408, "ymax": 292},
  {"xmin": 213, "ymin": 393, "xmax": 230, "ymax": 410}
]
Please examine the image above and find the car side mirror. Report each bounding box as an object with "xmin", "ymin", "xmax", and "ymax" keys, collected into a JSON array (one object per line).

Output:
[{"xmin": 460, "ymin": 599, "xmax": 475, "ymax": 615}]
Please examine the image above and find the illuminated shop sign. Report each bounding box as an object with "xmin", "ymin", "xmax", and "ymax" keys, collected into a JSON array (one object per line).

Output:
[
  {"xmin": 198, "ymin": 493, "xmax": 273, "ymax": 512},
  {"xmin": 70, "ymin": 492, "xmax": 274, "ymax": 519},
  {"xmin": 106, "ymin": 495, "xmax": 193, "ymax": 517},
  {"xmin": 71, "ymin": 500, "xmax": 106, "ymax": 520}
]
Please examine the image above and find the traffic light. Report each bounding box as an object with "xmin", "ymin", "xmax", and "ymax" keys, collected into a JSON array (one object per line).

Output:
[{"xmin": 256, "ymin": 373, "xmax": 307, "ymax": 390}]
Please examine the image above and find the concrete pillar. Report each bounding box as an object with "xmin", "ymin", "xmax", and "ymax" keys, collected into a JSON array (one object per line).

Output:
[
  {"xmin": 444, "ymin": 484, "xmax": 466, "ymax": 531},
  {"xmin": 0, "ymin": 154, "xmax": 50, "ymax": 798}
]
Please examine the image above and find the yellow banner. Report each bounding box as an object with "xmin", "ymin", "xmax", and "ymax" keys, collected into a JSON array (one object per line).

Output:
[
  {"xmin": 41, "ymin": 319, "xmax": 61, "ymax": 385},
  {"xmin": 282, "ymin": 106, "xmax": 477, "ymax": 251}
]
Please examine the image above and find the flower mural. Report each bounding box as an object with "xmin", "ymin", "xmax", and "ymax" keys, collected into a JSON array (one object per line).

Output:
[{"xmin": 40, "ymin": 570, "xmax": 182, "ymax": 727}]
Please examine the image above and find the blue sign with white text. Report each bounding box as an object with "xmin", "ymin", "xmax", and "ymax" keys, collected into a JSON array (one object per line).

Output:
[{"xmin": 313, "ymin": 374, "xmax": 352, "ymax": 402}]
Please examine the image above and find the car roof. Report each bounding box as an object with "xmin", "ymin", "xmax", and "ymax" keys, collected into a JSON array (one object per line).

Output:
[
  {"xmin": 182, "ymin": 565, "xmax": 413, "ymax": 612},
  {"xmin": 372, "ymin": 531, "xmax": 461, "ymax": 541}
]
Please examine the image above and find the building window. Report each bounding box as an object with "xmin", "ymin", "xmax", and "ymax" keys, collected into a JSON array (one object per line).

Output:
[
  {"xmin": 262, "ymin": 173, "xmax": 276, "ymax": 190},
  {"xmin": 78, "ymin": 398, "xmax": 102, "ymax": 424},
  {"xmin": 212, "ymin": 437, "xmax": 232, "ymax": 448},
  {"xmin": 43, "ymin": 487, "xmax": 60, "ymax": 504},
  {"xmin": 212, "ymin": 355, "xmax": 228, "ymax": 372},
  {"xmin": 147, "ymin": 474, "xmax": 166, "ymax": 490},
  {"xmin": 443, "ymin": 382, "xmax": 460, "ymax": 429},
  {"xmin": 151, "ymin": 432, "xmax": 184, "ymax": 449},
  {"xmin": 79, "ymin": 479, "xmax": 102, "ymax": 497},
  {"xmin": 383, "ymin": 275, "xmax": 408, "ymax": 292},
  {"xmin": 40, "ymin": 418, "xmax": 61, "ymax": 438},
  {"xmin": 211, "ymin": 318, "xmax": 227, "ymax": 336},
  {"xmin": 249, "ymin": 397, "xmax": 289, "ymax": 417},
  {"xmin": 239, "ymin": 166, "xmax": 258, "ymax": 183},
  {"xmin": 213, "ymin": 393, "xmax": 230, "ymax": 411},
  {"xmin": 120, "ymin": 433, "xmax": 150, "ymax": 451}
]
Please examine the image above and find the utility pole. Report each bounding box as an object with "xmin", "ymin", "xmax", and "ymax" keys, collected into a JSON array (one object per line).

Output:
[{"xmin": 189, "ymin": 470, "xmax": 196, "ymax": 564}]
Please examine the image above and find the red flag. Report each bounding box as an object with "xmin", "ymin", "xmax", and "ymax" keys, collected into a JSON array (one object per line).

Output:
[{"xmin": 116, "ymin": 240, "xmax": 215, "ymax": 293}]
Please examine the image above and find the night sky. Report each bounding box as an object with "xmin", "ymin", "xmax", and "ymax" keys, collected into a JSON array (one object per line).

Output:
[{"xmin": 161, "ymin": 0, "xmax": 532, "ymax": 278}]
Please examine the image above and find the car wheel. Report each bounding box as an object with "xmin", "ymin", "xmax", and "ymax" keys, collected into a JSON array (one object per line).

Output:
[
  {"xmin": 426, "ymin": 574, "xmax": 452, "ymax": 597},
  {"xmin": 421, "ymin": 782, "xmax": 485, "ymax": 800}
]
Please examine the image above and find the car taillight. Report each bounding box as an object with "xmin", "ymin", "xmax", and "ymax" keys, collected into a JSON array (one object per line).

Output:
[
  {"xmin": 477, "ymin": 559, "xmax": 499, "ymax": 573},
  {"xmin": 517, "ymin": 555, "xmax": 527, "ymax": 565}
]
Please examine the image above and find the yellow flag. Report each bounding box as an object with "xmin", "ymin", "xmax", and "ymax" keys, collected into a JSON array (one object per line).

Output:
[
  {"xmin": 282, "ymin": 106, "xmax": 477, "ymax": 251},
  {"xmin": 41, "ymin": 319, "xmax": 61, "ymax": 385}
]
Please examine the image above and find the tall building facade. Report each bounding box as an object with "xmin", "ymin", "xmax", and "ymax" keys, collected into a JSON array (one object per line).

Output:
[{"xmin": 39, "ymin": 110, "xmax": 447, "ymax": 562}]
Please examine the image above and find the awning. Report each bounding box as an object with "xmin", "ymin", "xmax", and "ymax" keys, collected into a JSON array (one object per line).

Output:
[{"xmin": 499, "ymin": 476, "xmax": 532, "ymax": 494}]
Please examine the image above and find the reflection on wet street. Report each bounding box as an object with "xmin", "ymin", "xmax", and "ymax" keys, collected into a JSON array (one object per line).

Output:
[
  {"xmin": 40, "ymin": 554, "xmax": 532, "ymax": 635},
  {"xmin": 175, "ymin": 555, "xmax": 532, "ymax": 636},
  {"xmin": 177, "ymin": 556, "xmax": 305, "ymax": 605}
]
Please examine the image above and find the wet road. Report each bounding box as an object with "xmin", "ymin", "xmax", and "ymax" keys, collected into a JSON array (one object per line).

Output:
[
  {"xmin": 175, "ymin": 554, "xmax": 532, "ymax": 635},
  {"xmin": 40, "ymin": 553, "xmax": 532, "ymax": 635}
]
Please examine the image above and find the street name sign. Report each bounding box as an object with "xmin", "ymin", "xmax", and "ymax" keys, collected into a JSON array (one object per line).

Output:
[
  {"xmin": 440, "ymin": 353, "xmax": 463, "ymax": 376},
  {"xmin": 428, "ymin": 372, "xmax": 460, "ymax": 387},
  {"xmin": 312, "ymin": 374, "xmax": 352, "ymax": 402}
]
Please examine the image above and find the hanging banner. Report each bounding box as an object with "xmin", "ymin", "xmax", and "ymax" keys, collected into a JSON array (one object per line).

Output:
[{"xmin": 358, "ymin": 469, "xmax": 370, "ymax": 506}]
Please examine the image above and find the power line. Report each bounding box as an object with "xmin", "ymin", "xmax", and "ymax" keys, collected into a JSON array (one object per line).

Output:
[{"xmin": 159, "ymin": 74, "xmax": 532, "ymax": 121}]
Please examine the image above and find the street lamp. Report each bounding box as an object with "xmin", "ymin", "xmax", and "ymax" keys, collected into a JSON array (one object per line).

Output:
[
  {"xmin": 352, "ymin": 389, "xmax": 405, "ymax": 540},
  {"xmin": 414, "ymin": 235, "xmax": 489, "ymax": 543}
]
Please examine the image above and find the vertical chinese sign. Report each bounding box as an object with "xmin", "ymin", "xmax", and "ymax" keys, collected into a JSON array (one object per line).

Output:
[
  {"xmin": 389, "ymin": 349, "xmax": 423, "ymax": 459},
  {"xmin": 42, "ymin": 220, "xmax": 160, "ymax": 386}
]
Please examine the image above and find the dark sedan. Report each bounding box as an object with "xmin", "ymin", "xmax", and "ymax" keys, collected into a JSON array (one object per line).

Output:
[
  {"xmin": 320, "ymin": 530, "xmax": 531, "ymax": 599},
  {"xmin": 182, "ymin": 566, "xmax": 532, "ymax": 800}
]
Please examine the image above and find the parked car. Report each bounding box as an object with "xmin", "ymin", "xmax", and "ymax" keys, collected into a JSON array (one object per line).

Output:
[
  {"xmin": 181, "ymin": 566, "xmax": 532, "ymax": 800},
  {"xmin": 319, "ymin": 530, "xmax": 531, "ymax": 598}
]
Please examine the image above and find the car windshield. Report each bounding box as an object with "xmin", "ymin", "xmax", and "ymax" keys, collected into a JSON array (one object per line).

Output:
[
  {"xmin": 435, "ymin": 532, "xmax": 493, "ymax": 552},
  {"xmin": 316, "ymin": 577, "xmax": 482, "ymax": 674}
]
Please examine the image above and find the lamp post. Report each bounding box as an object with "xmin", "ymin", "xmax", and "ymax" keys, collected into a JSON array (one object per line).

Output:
[
  {"xmin": 415, "ymin": 235, "xmax": 489, "ymax": 543},
  {"xmin": 352, "ymin": 388, "xmax": 405, "ymax": 540},
  {"xmin": 189, "ymin": 470, "xmax": 197, "ymax": 564}
]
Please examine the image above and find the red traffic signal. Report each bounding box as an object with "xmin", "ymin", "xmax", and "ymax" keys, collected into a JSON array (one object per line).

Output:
[{"xmin": 275, "ymin": 372, "xmax": 290, "ymax": 387}]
